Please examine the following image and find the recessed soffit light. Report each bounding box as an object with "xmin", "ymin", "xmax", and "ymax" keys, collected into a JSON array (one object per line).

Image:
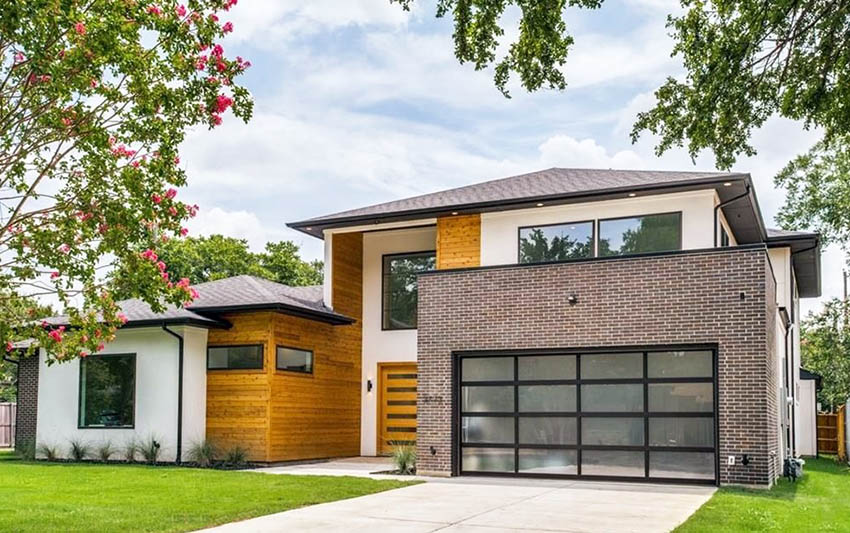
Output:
[
  {"xmin": 536, "ymin": 203, "xmax": 544, "ymax": 207},
  {"xmin": 723, "ymin": 182, "xmax": 732, "ymax": 186}
]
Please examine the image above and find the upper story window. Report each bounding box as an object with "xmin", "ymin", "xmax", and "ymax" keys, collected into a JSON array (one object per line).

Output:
[
  {"xmin": 598, "ymin": 212, "xmax": 681, "ymax": 257},
  {"xmin": 518, "ymin": 221, "xmax": 594, "ymax": 263},
  {"xmin": 382, "ymin": 251, "xmax": 436, "ymax": 330},
  {"xmin": 720, "ymin": 225, "xmax": 730, "ymax": 247},
  {"xmin": 79, "ymin": 353, "xmax": 136, "ymax": 428},
  {"xmin": 277, "ymin": 346, "xmax": 313, "ymax": 374},
  {"xmin": 208, "ymin": 345, "xmax": 264, "ymax": 370}
]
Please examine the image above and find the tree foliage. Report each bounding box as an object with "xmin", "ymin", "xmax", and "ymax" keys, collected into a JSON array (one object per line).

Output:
[
  {"xmin": 392, "ymin": 0, "xmax": 603, "ymax": 97},
  {"xmin": 0, "ymin": 1, "xmax": 252, "ymax": 363},
  {"xmin": 157, "ymin": 235, "xmax": 323, "ymax": 286},
  {"xmin": 801, "ymin": 298, "xmax": 850, "ymax": 410},
  {"xmin": 631, "ymin": 0, "xmax": 850, "ymax": 170}
]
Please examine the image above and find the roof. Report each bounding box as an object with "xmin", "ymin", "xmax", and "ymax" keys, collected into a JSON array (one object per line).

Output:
[
  {"xmin": 289, "ymin": 168, "xmax": 756, "ymax": 237},
  {"xmin": 766, "ymin": 228, "xmax": 821, "ymax": 298},
  {"xmin": 39, "ymin": 276, "xmax": 353, "ymax": 330}
]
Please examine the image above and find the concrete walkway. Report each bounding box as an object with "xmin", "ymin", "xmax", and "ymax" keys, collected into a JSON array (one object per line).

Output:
[{"xmin": 203, "ymin": 460, "xmax": 715, "ymax": 533}]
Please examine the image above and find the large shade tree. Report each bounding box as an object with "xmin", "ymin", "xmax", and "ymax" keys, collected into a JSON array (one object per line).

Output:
[{"xmin": 1, "ymin": 0, "xmax": 252, "ymax": 363}]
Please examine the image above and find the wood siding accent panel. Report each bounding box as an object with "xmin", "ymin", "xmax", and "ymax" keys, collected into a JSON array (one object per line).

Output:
[
  {"xmin": 437, "ymin": 214, "xmax": 481, "ymax": 269},
  {"xmin": 206, "ymin": 312, "xmax": 273, "ymax": 461}
]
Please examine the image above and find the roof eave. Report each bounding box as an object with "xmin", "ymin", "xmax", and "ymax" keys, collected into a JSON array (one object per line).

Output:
[{"xmin": 189, "ymin": 303, "xmax": 355, "ymax": 326}]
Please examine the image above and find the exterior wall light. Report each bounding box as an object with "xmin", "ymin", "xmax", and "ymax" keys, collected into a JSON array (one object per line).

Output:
[
  {"xmin": 567, "ymin": 294, "xmax": 578, "ymax": 305},
  {"xmin": 367, "ymin": 379, "xmax": 373, "ymax": 392}
]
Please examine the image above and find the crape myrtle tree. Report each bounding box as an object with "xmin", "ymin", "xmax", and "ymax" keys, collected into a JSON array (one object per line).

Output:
[{"xmin": 0, "ymin": 0, "xmax": 252, "ymax": 363}]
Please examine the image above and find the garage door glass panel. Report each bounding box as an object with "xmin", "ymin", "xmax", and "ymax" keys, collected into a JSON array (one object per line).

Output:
[
  {"xmin": 581, "ymin": 353, "xmax": 642, "ymax": 379},
  {"xmin": 462, "ymin": 386, "xmax": 514, "ymax": 412},
  {"xmin": 582, "ymin": 417, "xmax": 644, "ymax": 446},
  {"xmin": 581, "ymin": 384, "xmax": 643, "ymax": 412},
  {"xmin": 649, "ymin": 383, "xmax": 713, "ymax": 412},
  {"xmin": 518, "ymin": 355, "xmax": 576, "ymax": 380},
  {"xmin": 518, "ymin": 449, "xmax": 578, "ymax": 475},
  {"xmin": 462, "ymin": 448, "xmax": 515, "ymax": 473},
  {"xmin": 650, "ymin": 452, "xmax": 715, "ymax": 479},
  {"xmin": 649, "ymin": 417, "xmax": 714, "ymax": 447},
  {"xmin": 519, "ymin": 385, "xmax": 576, "ymax": 412},
  {"xmin": 582, "ymin": 450, "xmax": 645, "ymax": 477},
  {"xmin": 462, "ymin": 416, "xmax": 514, "ymax": 444},
  {"xmin": 519, "ymin": 417, "xmax": 577, "ymax": 445},
  {"xmin": 462, "ymin": 357, "xmax": 513, "ymax": 381},
  {"xmin": 648, "ymin": 351, "xmax": 712, "ymax": 378}
]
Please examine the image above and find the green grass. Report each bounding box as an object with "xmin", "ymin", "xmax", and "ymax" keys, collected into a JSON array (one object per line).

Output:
[
  {"xmin": 0, "ymin": 450, "xmax": 414, "ymax": 532},
  {"xmin": 676, "ymin": 457, "xmax": 850, "ymax": 532}
]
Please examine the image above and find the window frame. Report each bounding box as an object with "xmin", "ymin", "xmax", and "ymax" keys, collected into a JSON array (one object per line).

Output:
[
  {"xmin": 597, "ymin": 211, "xmax": 683, "ymax": 257},
  {"xmin": 381, "ymin": 249, "xmax": 436, "ymax": 331},
  {"xmin": 275, "ymin": 344, "xmax": 314, "ymax": 375},
  {"xmin": 516, "ymin": 219, "xmax": 596, "ymax": 264},
  {"xmin": 77, "ymin": 352, "xmax": 137, "ymax": 430},
  {"xmin": 206, "ymin": 344, "xmax": 264, "ymax": 371}
]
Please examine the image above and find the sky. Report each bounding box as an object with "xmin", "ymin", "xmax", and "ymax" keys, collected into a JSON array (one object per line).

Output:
[{"xmin": 177, "ymin": 0, "xmax": 844, "ymax": 318}]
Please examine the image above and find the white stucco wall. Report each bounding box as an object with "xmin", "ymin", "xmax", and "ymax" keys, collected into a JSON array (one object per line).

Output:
[
  {"xmin": 479, "ymin": 190, "xmax": 717, "ymax": 266},
  {"xmin": 35, "ymin": 326, "xmax": 208, "ymax": 462},
  {"xmin": 797, "ymin": 379, "xmax": 818, "ymax": 456},
  {"xmin": 360, "ymin": 225, "xmax": 436, "ymax": 455}
]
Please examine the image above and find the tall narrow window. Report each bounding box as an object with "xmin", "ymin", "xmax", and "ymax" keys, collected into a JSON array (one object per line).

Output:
[
  {"xmin": 518, "ymin": 221, "xmax": 594, "ymax": 263},
  {"xmin": 78, "ymin": 354, "xmax": 136, "ymax": 428},
  {"xmin": 598, "ymin": 212, "xmax": 681, "ymax": 256},
  {"xmin": 382, "ymin": 251, "xmax": 436, "ymax": 330}
]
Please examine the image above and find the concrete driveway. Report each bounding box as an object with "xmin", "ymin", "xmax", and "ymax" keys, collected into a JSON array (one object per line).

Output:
[{"xmin": 201, "ymin": 475, "xmax": 714, "ymax": 532}]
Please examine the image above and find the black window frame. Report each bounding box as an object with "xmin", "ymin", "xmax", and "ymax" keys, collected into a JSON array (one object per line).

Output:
[
  {"xmin": 275, "ymin": 345, "xmax": 314, "ymax": 374},
  {"xmin": 597, "ymin": 211, "xmax": 683, "ymax": 257},
  {"xmin": 453, "ymin": 345, "xmax": 719, "ymax": 486},
  {"xmin": 77, "ymin": 352, "xmax": 137, "ymax": 430},
  {"xmin": 516, "ymin": 219, "xmax": 596, "ymax": 264},
  {"xmin": 207, "ymin": 344, "xmax": 264, "ymax": 371},
  {"xmin": 381, "ymin": 249, "xmax": 436, "ymax": 331},
  {"xmin": 720, "ymin": 225, "xmax": 730, "ymax": 247}
]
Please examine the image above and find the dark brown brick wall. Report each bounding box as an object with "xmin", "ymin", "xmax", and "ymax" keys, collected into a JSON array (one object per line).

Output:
[
  {"xmin": 14, "ymin": 352, "xmax": 39, "ymax": 450},
  {"xmin": 416, "ymin": 246, "xmax": 780, "ymax": 486}
]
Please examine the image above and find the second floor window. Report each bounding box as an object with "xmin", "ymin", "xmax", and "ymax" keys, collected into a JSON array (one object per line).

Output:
[
  {"xmin": 519, "ymin": 221, "xmax": 594, "ymax": 263},
  {"xmin": 382, "ymin": 251, "xmax": 436, "ymax": 330},
  {"xmin": 598, "ymin": 212, "xmax": 681, "ymax": 257}
]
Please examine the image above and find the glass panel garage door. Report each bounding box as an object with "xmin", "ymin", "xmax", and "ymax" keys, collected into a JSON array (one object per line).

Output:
[{"xmin": 458, "ymin": 349, "xmax": 716, "ymax": 483}]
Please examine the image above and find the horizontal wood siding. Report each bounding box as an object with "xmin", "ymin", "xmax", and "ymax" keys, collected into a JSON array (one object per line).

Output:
[
  {"xmin": 206, "ymin": 312, "xmax": 272, "ymax": 461},
  {"xmin": 436, "ymin": 214, "xmax": 481, "ymax": 269}
]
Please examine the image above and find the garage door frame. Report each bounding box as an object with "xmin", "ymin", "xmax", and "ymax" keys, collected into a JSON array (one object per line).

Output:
[{"xmin": 451, "ymin": 344, "xmax": 719, "ymax": 486}]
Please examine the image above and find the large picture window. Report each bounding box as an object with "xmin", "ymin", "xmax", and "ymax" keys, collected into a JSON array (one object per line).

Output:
[
  {"xmin": 208, "ymin": 345, "xmax": 263, "ymax": 370},
  {"xmin": 598, "ymin": 212, "xmax": 681, "ymax": 257},
  {"xmin": 518, "ymin": 221, "xmax": 594, "ymax": 263},
  {"xmin": 78, "ymin": 354, "xmax": 136, "ymax": 428},
  {"xmin": 382, "ymin": 251, "xmax": 436, "ymax": 330}
]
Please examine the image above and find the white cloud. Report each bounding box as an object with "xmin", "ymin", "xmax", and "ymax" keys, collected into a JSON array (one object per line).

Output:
[
  {"xmin": 186, "ymin": 207, "xmax": 278, "ymax": 251},
  {"xmin": 538, "ymin": 135, "xmax": 646, "ymax": 169}
]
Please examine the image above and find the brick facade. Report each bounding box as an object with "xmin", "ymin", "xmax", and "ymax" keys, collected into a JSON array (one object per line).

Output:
[
  {"xmin": 416, "ymin": 245, "xmax": 780, "ymax": 486},
  {"xmin": 14, "ymin": 352, "xmax": 39, "ymax": 450}
]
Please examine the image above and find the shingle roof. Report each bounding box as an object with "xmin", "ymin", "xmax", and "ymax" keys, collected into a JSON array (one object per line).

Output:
[
  {"xmin": 290, "ymin": 168, "xmax": 746, "ymax": 229},
  {"xmin": 766, "ymin": 228, "xmax": 818, "ymax": 239},
  {"xmin": 39, "ymin": 276, "xmax": 351, "ymax": 329}
]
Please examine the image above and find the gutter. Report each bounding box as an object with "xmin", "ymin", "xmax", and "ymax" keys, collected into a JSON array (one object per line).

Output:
[
  {"xmin": 161, "ymin": 325, "xmax": 184, "ymax": 465},
  {"xmin": 713, "ymin": 184, "xmax": 751, "ymax": 247}
]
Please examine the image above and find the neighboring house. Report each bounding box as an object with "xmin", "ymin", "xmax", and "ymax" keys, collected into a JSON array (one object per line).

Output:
[{"xmin": 16, "ymin": 168, "xmax": 820, "ymax": 488}]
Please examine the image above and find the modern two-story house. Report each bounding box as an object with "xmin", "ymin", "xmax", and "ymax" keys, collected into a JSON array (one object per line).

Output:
[{"xmin": 15, "ymin": 168, "xmax": 820, "ymax": 488}]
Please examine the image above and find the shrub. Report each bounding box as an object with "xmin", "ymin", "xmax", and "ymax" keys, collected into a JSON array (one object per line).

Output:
[
  {"xmin": 187, "ymin": 439, "xmax": 217, "ymax": 467},
  {"xmin": 122, "ymin": 438, "xmax": 138, "ymax": 463},
  {"xmin": 96, "ymin": 441, "xmax": 115, "ymax": 462},
  {"xmin": 36, "ymin": 442, "xmax": 59, "ymax": 461},
  {"xmin": 138, "ymin": 435, "xmax": 162, "ymax": 464},
  {"xmin": 69, "ymin": 439, "xmax": 90, "ymax": 461},
  {"xmin": 223, "ymin": 445, "xmax": 247, "ymax": 466},
  {"xmin": 391, "ymin": 443, "xmax": 416, "ymax": 474},
  {"xmin": 15, "ymin": 438, "xmax": 35, "ymax": 460}
]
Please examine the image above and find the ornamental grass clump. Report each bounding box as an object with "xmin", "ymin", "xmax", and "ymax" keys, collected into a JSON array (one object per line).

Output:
[
  {"xmin": 391, "ymin": 443, "xmax": 416, "ymax": 475},
  {"xmin": 223, "ymin": 445, "xmax": 247, "ymax": 466},
  {"xmin": 187, "ymin": 439, "xmax": 217, "ymax": 468},
  {"xmin": 96, "ymin": 441, "xmax": 115, "ymax": 462},
  {"xmin": 69, "ymin": 439, "xmax": 90, "ymax": 461},
  {"xmin": 139, "ymin": 436, "xmax": 162, "ymax": 465},
  {"xmin": 123, "ymin": 438, "xmax": 138, "ymax": 463},
  {"xmin": 36, "ymin": 442, "xmax": 59, "ymax": 461}
]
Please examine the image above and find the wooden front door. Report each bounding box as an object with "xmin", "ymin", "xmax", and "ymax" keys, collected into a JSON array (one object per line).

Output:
[{"xmin": 377, "ymin": 363, "xmax": 417, "ymax": 455}]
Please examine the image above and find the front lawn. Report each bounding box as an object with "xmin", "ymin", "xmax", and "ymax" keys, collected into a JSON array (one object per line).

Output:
[
  {"xmin": 676, "ymin": 457, "xmax": 850, "ymax": 532},
  {"xmin": 0, "ymin": 450, "xmax": 413, "ymax": 532}
]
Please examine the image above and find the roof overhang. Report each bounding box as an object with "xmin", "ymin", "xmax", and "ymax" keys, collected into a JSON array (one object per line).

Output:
[
  {"xmin": 766, "ymin": 232, "xmax": 822, "ymax": 298},
  {"xmin": 189, "ymin": 303, "xmax": 355, "ymax": 326},
  {"xmin": 288, "ymin": 174, "xmax": 767, "ymax": 244}
]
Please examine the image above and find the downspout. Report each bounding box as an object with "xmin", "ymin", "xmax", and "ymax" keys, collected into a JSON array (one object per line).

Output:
[
  {"xmin": 162, "ymin": 325, "xmax": 184, "ymax": 464},
  {"xmin": 713, "ymin": 184, "xmax": 751, "ymax": 247}
]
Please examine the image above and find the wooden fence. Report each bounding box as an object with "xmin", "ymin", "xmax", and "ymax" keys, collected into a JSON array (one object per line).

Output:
[
  {"xmin": 0, "ymin": 403, "xmax": 15, "ymax": 448},
  {"xmin": 817, "ymin": 405, "xmax": 846, "ymax": 460}
]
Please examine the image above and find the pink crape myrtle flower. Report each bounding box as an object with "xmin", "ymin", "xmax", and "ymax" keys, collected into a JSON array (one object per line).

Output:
[
  {"xmin": 169, "ymin": 206, "xmax": 178, "ymax": 217},
  {"xmin": 222, "ymin": 21, "xmax": 233, "ymax": 33},
  {"xmin": 58, "ymin": 243, "xmax": 71, "ymax": 254},
  {"xmin": 50, "ymin": 271, "xmax": 60, "ymax": 279},
  {"xmin": 74, "ymin": 22, "xmax": 86, "ymax": 35},
  {"xmin": 117, "ymin": 312, "xmax": 128, "ymax": 324},
  {"xmin": 211, "ymin": 44, "xmax": 224, "ymax": 58},
  {"xmin": 215, "ymin": 94, "xmax": 233, "ymax": 113},
  {"xmin": 48, "ymin": 329, "xmax": 63, "ymax": 343},
  {"xmin": 224, "ymin": 0, "xmax": 238, "ymax": 10},
  {"xmin": 140, "ymin": 249, "xmax": 158, "ymax": 261},
  {"xmin": 211, "ymin": 113, "xmax": 222, "ymax": 126},
  {"xmin": 5, "ymin": 341, "xmax": 13, "ymax": 352},
  {"xmin": 152, "ymin": 193, "xmax": 162, "ymax": 204},
  {"xmin": 14, "ymin": 52, "xmax": 25, "ymax": 63},
  {"xmin": 147, "ymin": 5, "xmax": 162, "ymax": 16},
  {"xmin": 165, "ymin": 188, "xmax": 177, "ymax": 199},
  {"xmin": 156, "ymin": 260, "xmax": 167, "ymax": 272},
  {"xmin": 180, "ymin": 227, "xmax": 189, "ymax": 236},
  {"xmin": 176, "ymin": 4, "xmax": 187, "ymax": 17}
]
